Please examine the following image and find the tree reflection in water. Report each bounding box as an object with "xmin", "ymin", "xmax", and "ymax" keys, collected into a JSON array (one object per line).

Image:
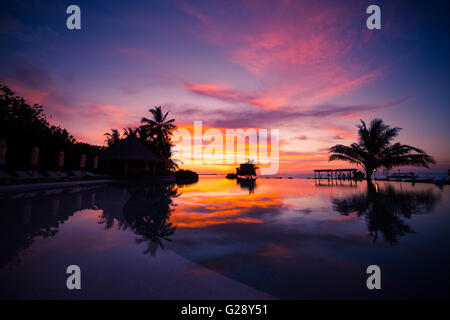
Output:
[
  {"xmin": 237, "ymin": 178, "xmax": 256, "ymax": 194},
  {"xmin": 99, "ymin": 182, "xmax": 179, "ymax": 256},
  {"xmin": 332, "ymin": 181, "xmax": 440, "ymax": 244},
  {"xmin": 0, "ymin": 189, "xmax": 97, "ymax": 269}
]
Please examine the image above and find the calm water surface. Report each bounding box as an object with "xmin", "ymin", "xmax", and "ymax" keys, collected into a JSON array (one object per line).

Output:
[{"xmin": 0, "ymin": 177, "xmax": 449, "ymax": 299}]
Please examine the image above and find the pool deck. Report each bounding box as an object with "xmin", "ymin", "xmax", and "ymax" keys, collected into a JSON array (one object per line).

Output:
[
  {"xmin": 0, "ymin": 179, "xmax": 115, "ymax": 195},
  {"xmin": 0, "ymin": 247, "xmax": 276, "ymax": 300},
  {"xmin": 0, "ymin": 175, "xmax": 178, "ymax": 196}
]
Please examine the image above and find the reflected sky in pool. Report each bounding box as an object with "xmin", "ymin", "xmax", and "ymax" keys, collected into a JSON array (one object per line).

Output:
[{"xmin": 0, "ymin": 177, "xmax": 449, "ymax": 299}]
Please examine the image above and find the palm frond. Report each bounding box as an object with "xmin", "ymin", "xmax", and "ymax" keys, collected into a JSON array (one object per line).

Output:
[{"xmin": 328, "ymin": 118, "xmax": 435, "ymax": 178}]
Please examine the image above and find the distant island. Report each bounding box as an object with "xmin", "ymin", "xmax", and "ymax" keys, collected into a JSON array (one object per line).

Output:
[{"xmin": 226, "ymin": 160, "xmax": 258, "ymax": 180}]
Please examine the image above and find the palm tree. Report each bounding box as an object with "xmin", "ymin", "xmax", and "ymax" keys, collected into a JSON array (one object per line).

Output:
[
  {"xmin": 141, "ymin": 106, "xmax": 176, "ymax": 171},
  {"xmin": 329, "ymin": 119, "xmax": 435, "ymax": 180},
  {"xmin": 122, "ymin": 127, "xmax": 138, "ymax": 138},
  {"xmin": 104, "ymin": 129, "xmax": 121, "ymax": 147},
  {"xmin": 136, "ymin": 126, "xmax": 150, "ymax": 143},
  {"xmin": 141, "ymin": 106, "xmax": 175, "ymax": 146}
]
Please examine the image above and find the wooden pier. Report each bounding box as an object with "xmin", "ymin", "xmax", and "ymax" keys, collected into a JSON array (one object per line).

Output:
[
  {"xmin": 313, "ymin": 169, "xmax": 358, "ymax": 187},
  {"xmin": 314, "ymin": 169, "xmax": 357, "ymax": 179}
]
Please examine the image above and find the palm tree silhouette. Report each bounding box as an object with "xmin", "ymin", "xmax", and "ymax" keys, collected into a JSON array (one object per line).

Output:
[
  {"xmin": 329, "ymin": 119, "xmax": 435, "ymax": 180},
  {"xmin": 141, "ymin": 106, "xmax": 176, "ymax": 171},
  {"xmin": 96, "ymin": 182, "xmax": 179, "ymax": 256},
  {"xmin": 141, "ymin": 106, "xmax": 175, "ymax": 145},
  {"xmin": 104, "ymin": 129, "xmax": 121, "ymax": 147},
  {"xmin": 122, "ymin": 127, "xmax": 138, "ymax": 138},
  {"xmin": 122, "ymin": 183, "xmax": 178, "ymax": 256},
  {"xmin": 136, "ymin": 126, "xmax": 150, "ymax": 143}
]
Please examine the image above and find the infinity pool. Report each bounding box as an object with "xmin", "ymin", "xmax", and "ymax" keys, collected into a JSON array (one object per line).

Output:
[{"xmin": 0, "ymin": 177, "xmax": 449, "ymax": 299}]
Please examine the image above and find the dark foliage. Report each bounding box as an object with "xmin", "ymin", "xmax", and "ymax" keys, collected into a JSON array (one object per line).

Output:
[
  {"xmin": 0, "ymin": 83, "xmax": 102, "ymax": 170},
  {"xmin": 175, "ymin": 169, "xmax": 199, "ymax": 185},
  {"xmin": 235, "ymin": 160, "xmax": 258, "ymax": 178}
]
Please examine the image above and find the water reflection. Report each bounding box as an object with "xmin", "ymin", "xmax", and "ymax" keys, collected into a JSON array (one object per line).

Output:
[
  {"xmin": 332, "ymin": 181, "xmax": 440, "ymax": 244},
  {"xmin": 123, "ymin": 184, "xmax": 178, "ymax": 256},
  {"xmin": 98, "ymin": 182, "xmax": 178, "ymax": 256},
  {"xmin": 237, "ymin": 178, "xmax": 256, "ymax": 194},
  {"xmin": 0, "ymin": 187, "xmax": 98, "ymax": 269},
  {"xmin": 315, "ymin": 178, "xmax": 358, "ymax": 187},
  {"xmin": 0, "ymin": 182, "xmax": 179, "ymax": 270},
  {"xmin": 0, "ymin": 178, "xmax": 448, "ymax": 299}
]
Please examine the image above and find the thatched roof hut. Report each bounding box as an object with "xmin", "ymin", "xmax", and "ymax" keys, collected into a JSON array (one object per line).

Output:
[
  {"xmin": 101, "ymin": 136, "xmax": 161, "ymax": 162},
  {"xmin": 100, "ymin": 136, "xmax": 162, "ymax": 176}
]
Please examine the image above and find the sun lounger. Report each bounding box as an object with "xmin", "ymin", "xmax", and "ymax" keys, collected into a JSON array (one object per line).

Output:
[
  {"xmin": 0, "ymin": 169, "xmax": 14, "ymax": 184},
  {"xmin": 71, "ymin": 171, "xmax": 87, "ymax": 179},
  {"xmin": 84, "ymin": 171, "xmax": 106, "ymax": 179},
  {"xmin": 0, "ymin": 170, "xmax": 13, "ymax": 179},
  {"xmin": 46, "ymin": 171, "xmax": 71, "ymax": 181},
  {"xmin": 60, "ymin": 171, "xmax": 81, "ymax": 181},
  {"xmin": 59, "ymin": 171, "xmax": 69, "ymax": 178},
  {"xmin": 46, "ymin": 171, "xmax": 60, "ymax": 178},
  {"xmin": 2, "ymin": 170, "xmax": 48, "ymax": 184},
  {"xmin": 14, "ymin": 170, "xmax": 55, "ymax": 182},
  {"xmin": 12, "ymin": 191, "xmax": 40, "ymax": 199},
  {"xmin": 0, "ymin": 170, "xmax": 12, "ymax": 178},
  {"xmin": 14, "ymin": 170, "xmax": 34, "ymax": 181},
  {"xmin": 28, "ymin": 170, "xmax": 54, "ymax": 181},
  {"xmin": 59, "ymin": 171, "xmax": 80, "ymax": 180}
]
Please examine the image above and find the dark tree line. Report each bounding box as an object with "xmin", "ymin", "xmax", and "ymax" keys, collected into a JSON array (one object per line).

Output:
[
  {"xmin": 0, "ymin": 82, "xmax": 195, "ymax": 178},
  {"xmin": 0, "ymin": 83, "xmax": 102, "ymax": 170}
]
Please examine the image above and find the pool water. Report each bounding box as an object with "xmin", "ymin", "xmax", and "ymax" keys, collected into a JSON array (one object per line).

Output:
[{"xmin": 0, "ymin": 177, "xmax": 449, "ymax": 299}]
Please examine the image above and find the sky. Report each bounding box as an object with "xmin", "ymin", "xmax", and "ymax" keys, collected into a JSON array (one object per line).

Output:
[{"xmin": 1, "ymin": 0, "xmax": 449, "ymax": 175}]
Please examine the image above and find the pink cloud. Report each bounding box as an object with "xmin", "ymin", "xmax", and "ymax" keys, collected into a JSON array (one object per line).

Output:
[
  {"xmin": 79, "ymin": 102, "xmax": 128, "ymax": 120},
  {"xmin": 184, "ymin": 82, "xmax": 281, "ymax": 109},
  {"xmin": 72, "ymin": 102, "xmax": 140, "ymax": 144},
  {"xmin": 182, "ymin": 0, "xmax": 389, "ymax": 105},
  {"xmin": 5, "ymin": 79, "xmax": 74, "ymax": 118},
  {"xmin": 5, "ymin": 77, "xmax": 138, "ymax": 144},
  {"xmin": 324, "ymin": 127, "xmax": 357, "ymax": 140}
]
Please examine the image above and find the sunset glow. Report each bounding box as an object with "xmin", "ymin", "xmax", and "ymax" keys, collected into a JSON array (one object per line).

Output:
[{"xmin": 1, "ymin": 0, "xmax": 449, "ymax": 174}]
